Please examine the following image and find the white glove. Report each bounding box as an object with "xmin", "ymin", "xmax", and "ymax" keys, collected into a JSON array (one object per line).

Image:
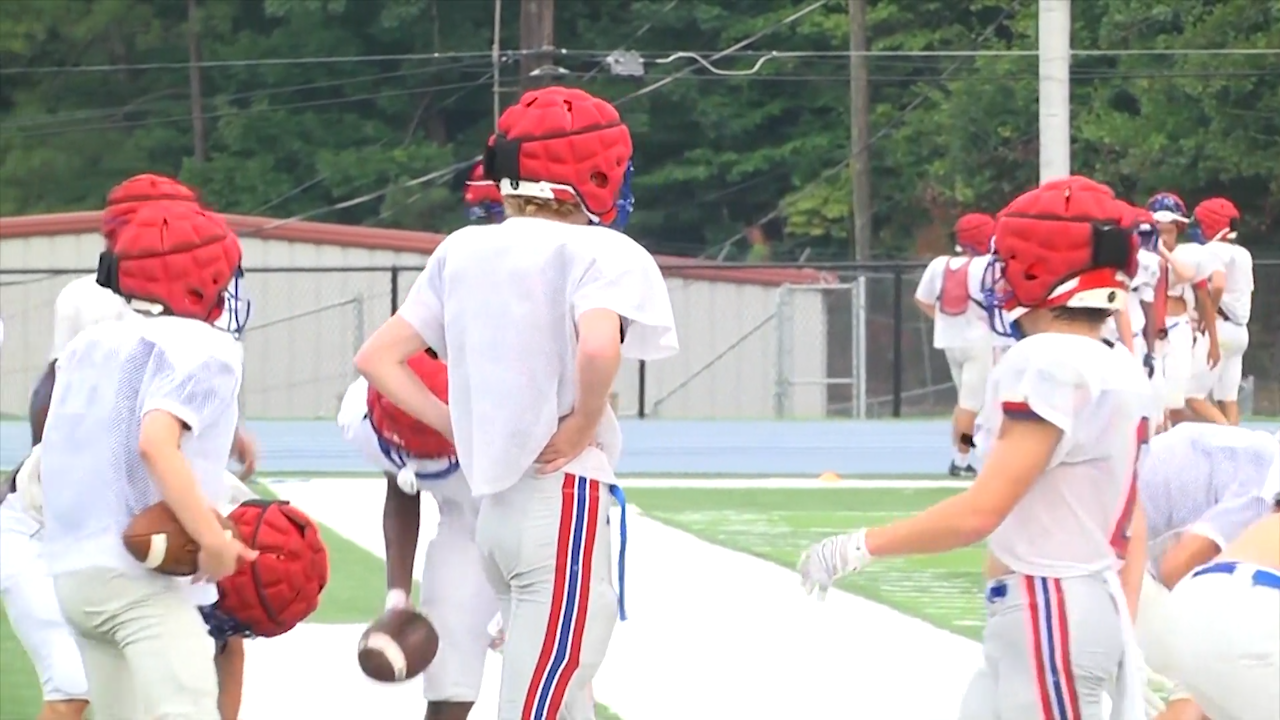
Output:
[
  {"xmin": 798, "ymin": 529, "xmax": 872, "ymax": 599},
  {"xmin": 396, "ymin": 466, "xmax": 420, "ymax": 496},
  {"xmin": 384, "ymin": 588, "xmax": 410, "ymax": 611}
]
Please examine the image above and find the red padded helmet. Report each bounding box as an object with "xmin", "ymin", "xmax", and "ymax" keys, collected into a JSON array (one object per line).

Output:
[
  {"xmin": 1193, "ymin": 197, "xmax": 1240, "ymax": 242},
  {"xmin": 102, "ymin": 174, "xmax": 200, "ymax": 247},
  {"xmin": 96, "ymin": 201, "xmax": 242, "ymax": 325},
  {"xmin": 989, "ymin": 176, "xmax": 1140, "ymax": 322},
  {"xmin": 463, "ymin": 162, "xmax": 502, "ymax": 206},
  {"xmin": 216, "ymin": 499, "xmax": 329, "ymax": 638},
  {"xmin": 953, "ymin": 213, "xmax": 995, "ymax": 255},
  {"xmin": 367, "ymin": 352, "xmax": 455, "ymax": 459},
  {"xmin": 482, "ymin": 86, "xmax": 632, "ymax": 226}
]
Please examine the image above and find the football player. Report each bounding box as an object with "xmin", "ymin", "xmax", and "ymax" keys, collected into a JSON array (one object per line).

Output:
[
  {"xmin": 38, "ymin": 202, "xmax": 256, "ymax": 720},
  {"xmin": 356, "ymin": 86, "xmax": 677, "ymax": 720},
  {"xmin": 1186, "ymin": 198, "xmax": 1252, "ymax": 426},
  {"xmin": 337, "ymin": 351, "xmax": 497, "ymax": 720},
  {"xmin": 913, "ymin": 212, "xmax": 996, "ymax": 476},
  {"xmin": 1146, "ymin": 193, "xmax": 1226, "ymax": 426},
  {"xmin": 1163, "ymin": 488, "xmax": 1279, "ymax": 720},
  {"xmin": 800, "ymin": 177, "xmax": 1153, "ymax": 720},
  {"xmin": 1133, "ymin": 422, "xmax": 1278, "ymax": 719}
]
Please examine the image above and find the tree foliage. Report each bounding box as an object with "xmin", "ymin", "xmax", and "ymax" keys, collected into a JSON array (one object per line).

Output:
[{"xmin": 1, "ymin": 0, "xmax": 1276, "ymax": 259}]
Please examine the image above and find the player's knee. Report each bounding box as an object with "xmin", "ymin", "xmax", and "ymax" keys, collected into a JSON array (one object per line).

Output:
[{"xmin": 425, "ymin": 701, "xmax": 474, "ymax": 720}]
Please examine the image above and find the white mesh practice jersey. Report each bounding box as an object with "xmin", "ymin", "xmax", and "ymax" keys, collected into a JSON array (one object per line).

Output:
[
  {"xmin": 39, "ymin": 316, "xmax": 243, "ymax": 602},
  {"xmin": 1139, "ymin": 422, "xmax": 1277, "ymax": 559},
  {"xmin": 913, "ymin": 255, "xmax": 992, "ymax": 349},
  {"xmin": 1167, "ymin": 243, "xmax": 1224, "ymax": 311},
  {"xmin": 1201, "ymin": 241, "xmax": 1254, "ymax": 325},
  {"xmin": 1104, "ymin": 249, "xmax": 1160, "ymax": 342},
  {"xmin": 978, "ymin": 333, "xmax": 1152, "ymax": 576},
  {"xmin": 49, "ymin": 274, "xmax": 136, "ymax": 360},
  {"xmin": 397, "ymin": 217, "xmax": 679, "ymax": 496}
]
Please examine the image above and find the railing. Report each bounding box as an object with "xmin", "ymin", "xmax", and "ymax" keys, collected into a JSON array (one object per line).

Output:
[{"xmin": 3, "ymin": 260, "xmax": 1278, "ymax": 419}]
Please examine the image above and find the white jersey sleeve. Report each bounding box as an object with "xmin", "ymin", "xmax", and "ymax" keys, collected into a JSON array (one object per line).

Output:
[
  {"xmin": 570, "ymin": 234, "xmax": 678, "ymax": 360},
  {"xmin": 913, "ymin": 256, "xmax": 947, "ymax": 305},
  {"xmin": 397, "ymin": 244, "xmax": 448, "ymax": 357},
  {"xmin": 138, "ymin": 333, "xmax": 242, "ymax": 437},
  {"xmin": 50, "ymin": 275, "xmax": 136, "ymax": 360},
  {"xmin": 1132, "ymin": 249, "xmax": 1161, "ymax": 303}
]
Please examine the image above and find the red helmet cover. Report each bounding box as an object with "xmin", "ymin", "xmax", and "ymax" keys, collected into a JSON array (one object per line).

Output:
[
  {"xmin": 102, "ymin": 174, "xmax": 200, "ymax": 247},
  {"xmin": 483, "ymin": 86, "xmax": 632, "ymax": 225},
  {"xmin": 993, "ymin": 176, "xmax": 1139, "ymax": 310},
  {"xmin": 1193, "ymin": 197, "xmax": 1240, "ymax": 241},
  {"xmin": 104, "ymin": 202, "xmax": 241, "ymax": 323},
  {"xmin": 215, "ymin": 500, "xmax": 329, "ymax": 638},
  {"xmin": 954, "ymin": 213, "xmax": 995, "ymax": 254},
  {"xmin": 367, "ymin": 352, "xmax": 455, "ymax": 459},
  {"xmin": 463, "ymin": 162, "xmax": 502, "ymax": 206}
]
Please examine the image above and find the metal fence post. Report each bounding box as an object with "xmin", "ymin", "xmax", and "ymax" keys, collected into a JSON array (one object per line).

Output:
[
  {"xmin": 774, "ymin": 284, "xmax": 793, "ymax": 418},
  {"xmin": 389, "ymin": 267, "xmax": 400, "ymax": 317},
  {"xmin": 891, "ymin": 268, "xmax": 904, "ymax": 417},
  {"xmin": 637, "ymin": 360, "xmax": 647, "ymax": 419},
  {"xmin": 352, "ymin": 296, "xmax": 366, "ymax": 381},
  {"xmin": 854, "ymin": 275, "xmax": 868, "ymax": 419}
]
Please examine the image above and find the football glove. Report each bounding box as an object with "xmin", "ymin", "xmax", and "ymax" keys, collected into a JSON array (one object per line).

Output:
[
  {"xmin": 1142, "ymin": 352, "xmax": 1156, "ymax": 379},
  {"xmin": 798, "ymin": 529, "xmax": 872, "ymax": 599}
]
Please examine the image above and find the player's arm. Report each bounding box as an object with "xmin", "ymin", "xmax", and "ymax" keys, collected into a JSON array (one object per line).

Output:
[
  {"xmin": 1159, "ymin": 493, "xmax": 1274, "ymax": 588},
  {"xmin": 574, "ymin": 308, "xmax": 624, "ymax": 429},
  {"xmin": 138, "ymin": 356, "xmax": 241, "ymax": 548},
  {"xmin": 865, "ymin": 414, "xmax": 1059, "ymax": 555},
  {"xmin": 1119, "ymin": 498, "xmax": 1147, "ymax": 621},
  {"xmin": 216, "ymin": 636, "xmax": 245, "ymax": 720},
  {"xmin": 28, "ymin": 363, "xmax": 55, "ymax": 444},
  {"xmin": 1158, "ymin": 243, "xmax": 1195, "ymax": 284},
  {"xmin": 355, "ymin": 259, "xmax": 451, "ymax": 440},
  {"xmin": 913, "ymin": 258, "xmax": 943, "ymax": 319},
  {"xmin": 1114, "ymin": 306, "xmax": 1135, "ymax": 353},
  {"xmin": 1192, "ymin": 279, "xmax": 1220, "ymax": 346},
  {"xmin": 382, "ymin": 472, "xmax": 420, "ymax": 605}
]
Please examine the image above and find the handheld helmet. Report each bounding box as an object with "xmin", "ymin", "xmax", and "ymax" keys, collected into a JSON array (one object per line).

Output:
[
  {"xmin": 462, "ymin": 161, "xmax": 505, "ymax": 223},
  {"xmin": 366, "ymin": 352, "xmax": 456, "ymax": 461},
  {"xmin": 102, "ymin": 174, "xmax": 200, "ymax": 247},
  {"xmin": 953, "ymin": 213, "xmax": 996, "ymax": 255},
  {"xmin": 482, "ymin": 86, "xmax": 636, "ymax": 230},
  {"xmin": 95, "ymin": 201, "xmax": 249, "ymax": 335},
  {"xmin": 1145, "ymin": 192, "xmax": 1190, "ymax": 227},
  {"xmin": 982, "ymin": 176, "xmax": 1140, "ymax": 339},
  {"xmin": 1192, "ymin": 197, "xmax": 1240, "ymax": 243}
]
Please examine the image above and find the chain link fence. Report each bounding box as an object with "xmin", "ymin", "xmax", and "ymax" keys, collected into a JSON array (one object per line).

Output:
[{"xmin": 3, "ymin": 260, "xmax": 1278, "ymax": 420}]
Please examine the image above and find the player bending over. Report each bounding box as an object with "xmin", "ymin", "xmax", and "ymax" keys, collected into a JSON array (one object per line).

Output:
[
  {"xmin": 338, "ymin": 351, "xmax": 498, "ymax": 720},
  {"xmin": 1188, "ymin": 198, "xmax": 1252, "ymax": 426},
  {"xmin": 801, "ymin": 177, "xmax": 1153, "ymax": 720},
  {"xmin": 913, "ymin": 212, "xmax": 996, "ymax": 476},
  {"xmin": 356, "ymin": 86, "xmax": 677, "ymax": 720},
  {"xmin": 38, "ymin": 202, "xmax": 258, "ymax": 720},
  {"xmin": 1163, "ymin": 489, "xmax": 1280, "ymax": 720}
]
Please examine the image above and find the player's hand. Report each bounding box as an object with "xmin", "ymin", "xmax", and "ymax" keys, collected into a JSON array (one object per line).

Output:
[
  {"xmin": 1207, "ymin": 341, "xmax": 1221, "ymax": 369},
  {"xmin": 536, "ymin": 412, "xmax": 596, "ymax": 475},
  {"xmin": 798, "ymin": 529, "xmax": 871, "ymax": 599},
  {"xmin": 198, "ymin": 536, "xmax": 258, "ymax": 582},
  {"xmin": 1142, "ymin": 352, "xmax": 1156, "ymax": 379},
  {"xmin": 231, "ymin": 428, "xmax": 258, "ymax": 481}
]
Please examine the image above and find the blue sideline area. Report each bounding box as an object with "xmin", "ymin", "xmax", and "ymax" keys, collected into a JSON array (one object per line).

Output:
[{"xmin": 3, "ymin": 418, "xmax": 1278, "ymax": 476}]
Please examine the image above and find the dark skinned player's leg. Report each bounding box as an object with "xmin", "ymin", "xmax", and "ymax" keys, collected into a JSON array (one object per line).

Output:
[
  {"xmin": 30, "ymin": 363, "xmax": 57, "ymax": 444},
  {"xmin": 215, "ymin": 637, "xmax": 245, "ymax": 720},
  {"xmin": 384, "ymin": 475, "xmax": 474, "ymax": 719}
]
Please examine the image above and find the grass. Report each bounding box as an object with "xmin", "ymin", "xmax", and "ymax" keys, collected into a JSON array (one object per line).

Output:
[
  {"xmin": 625, "ymin": 485, "xmax": 987, "ymax": 638},
  {"xmin": 0, "ymin": 607, "xmax": 41, "ymax": 719}
]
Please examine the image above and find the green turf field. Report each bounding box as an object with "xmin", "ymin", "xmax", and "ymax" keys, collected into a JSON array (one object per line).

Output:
[{"xmin": 626, "ymin": 485, "xmax": 987, "ymax": 639}]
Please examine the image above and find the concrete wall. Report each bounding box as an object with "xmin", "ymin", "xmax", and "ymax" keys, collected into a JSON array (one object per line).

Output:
[{"xmin": 1, "ymin": 232, "xmax": 829, "ymax": 419}]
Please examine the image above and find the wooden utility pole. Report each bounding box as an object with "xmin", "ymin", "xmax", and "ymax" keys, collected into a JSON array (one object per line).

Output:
[
  {"xmin": 519, "ymin": 0, "xmax": 556, "ymax": 89},
  {"xmin": 186, "ymin": 0, "xmax": 207, "ymax": 163},
  {"xmin": 848, "ymin": 0, "xmax": 872, "ymax": 261}
]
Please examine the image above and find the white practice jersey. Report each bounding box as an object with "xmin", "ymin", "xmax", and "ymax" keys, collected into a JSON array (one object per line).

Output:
[
  {"xmin": 1201, "ymin": 241, "xmax": 1253, "ymax": 325},
  {"xmin": 978, "ymin": 333, "xmax": 1151, "ymax": 577},
  {"xmin": 40, "ymin": 316, "xmax": 243, "ymax": 604},
  {"xmin": 1139, "ymin": 422, "xmax": 1277, "ymax": 558},
  {"xmin": 1104, "ymin": 248, "xmax": 1161, "ymax": 343},
  {"xmin": 396, "ymin": 217, "xmax": 679, "ymax": 496},
  {"xmin": 914, "ymin": 255, "xmax": 992, "ymax": 350},
  {"xmin": 50, "ymin": 274, "xmax": 136, "ymax": 360},
  {"xmin": 1167, "ymin": 243, "xmax": 1223, "ymax": 314}
]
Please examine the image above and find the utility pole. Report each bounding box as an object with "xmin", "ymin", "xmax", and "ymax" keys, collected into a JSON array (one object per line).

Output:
[
  {"xmin": 492, "ymin": 0, "xmax": 502, "ymax": 129},
  {"xmin": 848, "ymin": 0, "xmax": 872, "ymax": 261},
  {"xmin": 1038, "ymin": 0, "xmax": 1071, "ymax": 183},
  {"xmin": 519, "ymin": 0, "xmax": 556, "ymax": 89},
  {"xmin": 186, "ymin": 0, "xmax": 207, "ymax": 163}
]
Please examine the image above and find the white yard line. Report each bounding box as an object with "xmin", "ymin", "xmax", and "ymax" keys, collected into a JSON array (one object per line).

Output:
[{"xmin": 254, "ymin": 476, "xmax": 982, "ymax": 719}]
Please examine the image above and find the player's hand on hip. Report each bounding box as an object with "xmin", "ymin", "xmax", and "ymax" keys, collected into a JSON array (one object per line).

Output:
[
  {"xmin": 232, "ymin": 427, "xmax": 258, "ymax": 481},
  {"xmin": 1207, "ymin": 342, "xmax": 1221, "ymax": 368},
  {"xmin": 198, "ymin": 536, "xmax": 259, "ymax": 582},
  {"xmin": 536, "ymin": 412, "xmax": 595, "ymax": 475},
  {"xmin": 798, "ymin": 529, "xmax": 871, "ymax": 600}
]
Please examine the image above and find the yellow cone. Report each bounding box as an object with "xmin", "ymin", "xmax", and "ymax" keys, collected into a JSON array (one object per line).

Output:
[{"xmin": 818, "ymin": 471, "xmax": 840, "ymax": 482}]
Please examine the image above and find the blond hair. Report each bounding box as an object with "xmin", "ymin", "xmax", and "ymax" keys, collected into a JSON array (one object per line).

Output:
[{"xmin": 501, "ymin": 196, "xmax": 584, "ymax": 221}]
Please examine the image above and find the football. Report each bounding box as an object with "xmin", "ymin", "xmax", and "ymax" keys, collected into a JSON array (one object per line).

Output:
[
  {"xmin": 357, "ymin": 608, "xmax": 439, "ymax": 683},
  {"xmin": 122, "ymin": 502, "xmax": 238, "ymax": 576}
]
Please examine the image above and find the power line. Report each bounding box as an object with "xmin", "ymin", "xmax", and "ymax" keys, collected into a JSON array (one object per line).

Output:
[{"xmin": 0, "ymin": 50, "xmax": 536, "ymax": 75}]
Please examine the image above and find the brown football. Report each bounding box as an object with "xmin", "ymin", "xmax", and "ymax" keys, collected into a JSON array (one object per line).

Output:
[
  {"xmin": 122, "ymin": 502, "xmax": 238, "ymax": 576},
  {"xmin": 357, "ymin": 608, "xmax": 439, "ymax": 683}
]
